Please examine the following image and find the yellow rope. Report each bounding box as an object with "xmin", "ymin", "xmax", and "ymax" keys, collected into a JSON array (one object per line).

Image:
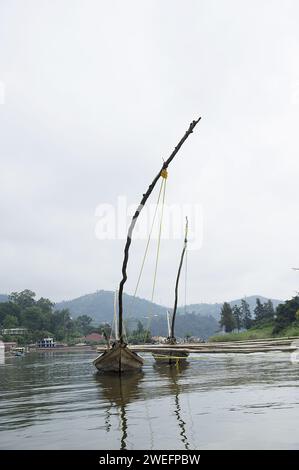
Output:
[{"xmin": 160, "ymin": 168, "xmax": 168, "ymax": 179}]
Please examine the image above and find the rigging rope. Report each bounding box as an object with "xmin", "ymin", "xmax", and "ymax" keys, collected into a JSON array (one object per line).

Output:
[
  {"xmin": 144, "ymin": 170, "xmax": 167, "ymax": 341},
  {"xmin": 184, "ymin": 248, "xmax": 188, "ymax": 315},
  {"xmin": 123, "ymin": 176, "xmax": 165, "ymax": 334},
  {"xmin": 118, "ymin": 169, "xmax": 168, "ymax": 344},
  {"xmin": 133, "ymin": 177, "xmax": 165, "ymax": 298},
  {"xmin": 150, "ymin": 174, "xmax": 167, "ymax": 303}
]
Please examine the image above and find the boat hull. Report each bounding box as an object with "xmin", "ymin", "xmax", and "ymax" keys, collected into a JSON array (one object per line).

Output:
[{"xmin": 93, "ymin": 342, "xmax": 144, "ymax": 373}]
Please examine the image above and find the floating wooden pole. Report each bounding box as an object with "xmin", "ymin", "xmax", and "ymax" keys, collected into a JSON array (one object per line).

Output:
[{"xmin": 96, "ymin": 337, "xmax": 298, "ymax": 355}]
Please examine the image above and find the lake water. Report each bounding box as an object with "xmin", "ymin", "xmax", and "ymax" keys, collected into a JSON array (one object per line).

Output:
[{"xmin": 0, "ymin": 350, "xmax": 298, "ymax": 449}]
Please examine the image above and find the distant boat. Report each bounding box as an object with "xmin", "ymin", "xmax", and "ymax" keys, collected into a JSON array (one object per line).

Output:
[
  {"xmin": 152, "ymin": 217, "xmax": 189, "ymax": 365},
  {"xmin": 93, "ymin": 118, "xmax": 201, "ymax": 373},
  {"xmin": 13, "ymin": 347, "xmax": 26, "ymax": 357}
]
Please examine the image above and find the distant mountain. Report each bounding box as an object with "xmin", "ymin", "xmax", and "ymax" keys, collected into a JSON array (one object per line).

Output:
[
  {"xmin": 149, "ymin": 312, "xmax": 219, "ymax": 340},
  {"xmin": 181, "ymin": 295, "xmax": 283, "ymax": 320},
  {"xmin": 54, "ymin": 290, "xmax": 283, "ymax": 340},
  {"xmin": 0, "ymin": 290, "xmax": 283, "ymax": 340},
  {"xmin": 55, "ymin": 291, "xmax": 282, "ymax": 322},
  {"xmin": 55, "ymin": 290, "xmax": 167, "ymax": 323}
]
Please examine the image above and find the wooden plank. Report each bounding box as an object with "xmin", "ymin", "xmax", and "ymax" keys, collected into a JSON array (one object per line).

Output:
[{"xmin": 96, "ymin": 345, "xmax": 297, "ymax": 354}]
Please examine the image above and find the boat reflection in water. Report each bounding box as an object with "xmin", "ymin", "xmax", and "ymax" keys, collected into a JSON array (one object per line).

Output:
[
  {"xmin": 154, "ymin": 362, "xmax": 191, "ymax": 450},
  {"xmin": 94, "ymin": 361, "xmax": 192, "ymax": 450},
  {"xmin": 94, "ymin": 372, "xmax": 144, "ymax": 449}
]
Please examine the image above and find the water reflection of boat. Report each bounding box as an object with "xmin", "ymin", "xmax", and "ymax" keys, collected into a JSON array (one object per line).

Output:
[
  {"xmin": 154, "ymin": 363, "xmax": 190, "ymax": 449},
  {"xmin": 153, "ymin": 361, "xmax": 190, "ymax": 377},
  {"xmin": 94, "ymin": 372, "xmax": 143, "ymax": 449}
]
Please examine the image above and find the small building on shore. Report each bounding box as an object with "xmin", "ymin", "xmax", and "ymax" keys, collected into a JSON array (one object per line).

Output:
[
  {"xmin": 3, "ymin": 341, "xmax": 17, "ymax": 352},
  {"xmin": 1, "ymin": 327, "xmax": 28, "ymax": 336},
  {"xmin": 85, "ymin": 333, "xmax": 104, "ymax": 344},
  {"xmin": 37, "ymin": 337, "xmax": 56, "ymax": 348}
]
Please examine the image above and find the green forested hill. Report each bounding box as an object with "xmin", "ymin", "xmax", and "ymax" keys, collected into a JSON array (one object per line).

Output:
[
  {"xmin": 1, "ymin": 289, "xmax": 281, "ymax": 325},
  {"xmin": 182, "ymin": 295, "xmax": 282, "ymax": 320},
  {"xmin": 54, "ymin": 290, "xmax": 281, "ymax": 322},
  {"xmin": 52, "ymin": 290, "xmax": 282, "ymax": 339}
]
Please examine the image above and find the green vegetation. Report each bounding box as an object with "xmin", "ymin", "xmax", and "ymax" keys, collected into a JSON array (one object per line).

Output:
[
  {"xmin": 2, "ymin": 290, "xmax": 299, "ymax": 345},
  {"xmin": 127, "ymin": 321, "xmax": 151, "ymax": 344},
  {"xmin": 210, "ymin": 324, "xmax": 275, "ymax": 342},
  {"xmin": 220, "ymin": 302, "xmax": 235, "ymax": 332},
  {"xmin": 210, "ymin": 295, "xmax": 299, "ymax": 342},
  {"xmin": 0, "ymin": 289, "xmax": 103, "ymax": 345},
  {"xmin": 219, "ymin": 299, "xmax": 253, "ymax": 333},
  {"xmin": 273, "ymin": 296, "xmax": 299, "ymax": 333}
]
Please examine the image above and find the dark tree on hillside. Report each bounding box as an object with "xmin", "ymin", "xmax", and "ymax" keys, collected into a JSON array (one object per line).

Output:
[
  {"xmin": 0, "ymin": 302, "xmax": 21, "ymax": 326},
  {"xmin": 254, "ymin": 298, "xmax": 275, "ymax": 325},
  {"xmin": 9, "ymin": 290, "xmax": 36, "ymax": 310},
  {"xmin": 254, "ymin": 298, "xmax": 265, "ymax": 323},
  {"xmin": 36, "ymin": 297, "xmax": 54, "ymax": 314},
  {"xmin": 21, "ymin": 306, "xmax": 45, "ymax": 331},
  {"xmin": 263, "ymin": 300, "xmax": 275, "ymax": 321},
  {"xmin": 274, "ymin": 296, "xmax": 299, "ymax": 333},
  {"xmin": 75, "ymin": 315, "xmax": 93, "ymax": 335},
  {"xmin": 50, "ymin": 309, "xmax": 73, "ymax": 340},
  {"xmin": 3, "ymin": 314, "xmax": 19, "ymax": 328},
  {"xmin": 241, "ymin": 299, "xmax": 252, "ymax": 329},
  {"xmin": 220, "ymin": 302, "xmax": 235, "ymax": 333},
  {"xmin": 232, "ymin": 305, "xmax": 242, "ymax": 332}
]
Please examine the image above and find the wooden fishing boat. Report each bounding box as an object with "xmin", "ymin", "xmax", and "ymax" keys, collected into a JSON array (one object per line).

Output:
[
  {"xmin": 93, "ymin": 341, "xmax": 143, "ymax": 372},
  {"xmin": 93, "ymin": 118, "xmax": 201, "ymax": 373},
  {"xmin": 153, "ymin": 217, "xmax": 189, "ymax": 365}
]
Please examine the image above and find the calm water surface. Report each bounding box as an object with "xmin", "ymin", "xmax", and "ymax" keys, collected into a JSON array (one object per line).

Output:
[{"xmin": 0, "ymin": 351, "xmax": 298, "ymax": 449}]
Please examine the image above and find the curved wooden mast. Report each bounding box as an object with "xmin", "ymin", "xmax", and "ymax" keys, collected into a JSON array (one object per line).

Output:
[
  {"xmin": 118, "ymin": 118, "xmax": 201, "ymax": 342},
  {"xmin": 170, "ymin": 217, "xmax": 188, "ymax": 340}
]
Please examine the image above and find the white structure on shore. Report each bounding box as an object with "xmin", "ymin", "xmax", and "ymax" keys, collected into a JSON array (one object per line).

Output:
[
  {"xmin": 37, "ymin": 337, "xmax": 55, "ymax": 348},
  {"xmin": 0, "ymin": 340, "xmax": 4, "ymax": 365},
  {"xmin": 1, "ymin": 327, "xmax": 27, "ymax": 335}
]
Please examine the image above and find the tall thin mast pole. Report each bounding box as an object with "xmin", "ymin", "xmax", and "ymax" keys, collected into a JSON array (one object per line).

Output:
[
  {"xmin": 118, "ymin": 118, "xmax": 201, "ymax": 342},
  {"xmin": 170, "ymin": 217, "xmax": 188, "ymax": 340}
]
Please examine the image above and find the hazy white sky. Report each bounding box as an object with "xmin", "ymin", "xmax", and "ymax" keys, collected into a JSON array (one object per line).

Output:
[{"xmin": 1, "ymin": 0, "xmax": 299, "ymax": 305}]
